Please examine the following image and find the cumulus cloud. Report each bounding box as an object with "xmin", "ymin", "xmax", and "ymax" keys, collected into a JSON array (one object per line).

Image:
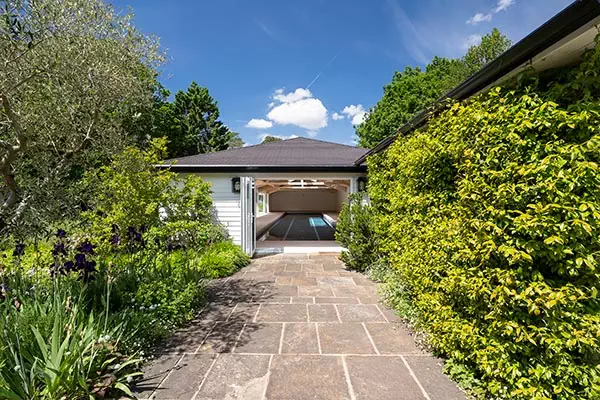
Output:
[
  {"xmin": 272, "ymin": 88, "xmax": 312, "ymax": 103},
  {"xmin": 332, "ymin": 112, "xmax": 345, "ymax": 120},
  {"xmin": 466, "ymin": 12, "xmax": 492, "ymax": 25},
  {"xmin": 268, "ymin": 97, "xmax": 328, "ymax": 130},
  {"xmin": 342, "ymin": 104, "xmax": 368, "ymax": 126},
  {"xmin": 246, "ymin": 87, "xmax": 329, "ymax": 135},
  {"xmin": 246, "ymin": 118, "xmax": 273, "ymax": 129},
  {"xmin": 495, "ymin": 0, "xmax": 515, "ymax": 13}
]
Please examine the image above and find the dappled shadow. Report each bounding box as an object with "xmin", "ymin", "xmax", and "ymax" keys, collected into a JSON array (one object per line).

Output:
[
  {"xmin": 151, "ymin": 277, "xmax": 275, "ymax": 355},
  {"xmin": 133, "ymin": 275, "xmax": 278, "ymax": 395}
]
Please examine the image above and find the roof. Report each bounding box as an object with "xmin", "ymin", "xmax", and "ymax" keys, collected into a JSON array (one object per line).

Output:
[
  {"xmin": 355, "ymin": 0, "xmax": 600, "ymax": 165},
  {"xmin": 160, "ymin": 137, "xmax": 368, "ymax": 172}
]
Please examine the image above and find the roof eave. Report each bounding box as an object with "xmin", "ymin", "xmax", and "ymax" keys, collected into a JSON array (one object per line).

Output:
[
  {"xmin": 156, "ymin": 164, "xmax": 368, "ymax": 173},
  {"xmin": 355, "ymin": 0, "xmax": 600, "ymax": 166}
]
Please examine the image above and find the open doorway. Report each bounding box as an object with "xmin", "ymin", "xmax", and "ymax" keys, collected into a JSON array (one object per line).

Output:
[{"xmin": 254, "ymin": 178, "xmax": 350, "ymax": 252}]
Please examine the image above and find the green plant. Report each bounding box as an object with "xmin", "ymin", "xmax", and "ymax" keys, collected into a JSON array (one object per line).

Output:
[
  {"xmin": 367, "ymin": 37, "xmax": 600, "ymax": 399},
  {"xmin": 335, "ymin": 194, "xmax": 378, "ymax": 272},
  {"xmin": 198, "ymin": 242, "xmax": 250, "ymax": 279},
  {"xmin": 0, "ymin": 283, "xmax": 139, "ymax": 399}
]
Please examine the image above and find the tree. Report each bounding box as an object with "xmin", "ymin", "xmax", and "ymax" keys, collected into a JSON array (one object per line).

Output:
[
  {"xmin": 166, "ymin": 82, "xmax": 234, "ymax": 157},
  {"xmin": 356, "ymin": 29, "xmax": 511, "ymax": 148},
  {"xmin": 463, "ymin": 28, "xmax": 512, "ymax": 75},
  {"xmin": 0, "ymin": 0, "xmax": 164, "ymax": 233},
  {"xmin": 261, "ymin": 135, "xmax": 282, "ymax": 144},
  {"xmin": 228, "ymin": 133, "xmax": 245, "ymax": 148}
]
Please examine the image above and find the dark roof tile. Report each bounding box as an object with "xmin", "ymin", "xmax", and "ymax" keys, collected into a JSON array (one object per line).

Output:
[{"xmin": 164, "ymin": 137, "xmax": 367, "ymax": 167}]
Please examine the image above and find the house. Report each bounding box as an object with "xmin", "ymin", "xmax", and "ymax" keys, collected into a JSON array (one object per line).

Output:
[
  {"xmin": 160, "ymin": 0, "xmax": 600, "ymax": 257},
  {"xmin": 158, "ymin": 137, "xmax": 368, "ymax": 255}
]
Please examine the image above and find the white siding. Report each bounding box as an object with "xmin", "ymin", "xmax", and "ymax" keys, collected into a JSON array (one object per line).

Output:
[{"xmin": 202, "ymin": 176, "xmax": 242, "ymax": 245}]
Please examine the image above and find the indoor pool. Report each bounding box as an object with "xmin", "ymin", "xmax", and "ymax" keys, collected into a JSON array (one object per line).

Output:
[{"xmin": 261, "ymin": 213, "xmax": 336, "ymax": 241}]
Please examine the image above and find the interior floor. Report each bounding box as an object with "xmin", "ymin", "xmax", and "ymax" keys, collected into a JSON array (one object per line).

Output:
[{"xmin": 260, "ymin": 213, "xmax": 336, "ymax": 241}]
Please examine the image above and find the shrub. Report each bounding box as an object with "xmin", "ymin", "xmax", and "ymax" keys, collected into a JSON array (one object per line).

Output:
[
  {"xmin": 367, "ymin": 38, "xmax": 600, "ymax": 399},
  {"xmin": 198, "ymin": 241, "xmax": 251, "ymax": 279},
  {"xmin": 0, "ymin": 138, "xmax": 249, "ymax": 397},
  {"xmin": 80, "ymin": 138, "xmax": 224, "ymax": 252},
  {"xmin": 335, "ymin": 193, "xmax": 378, "ymax": 272}
]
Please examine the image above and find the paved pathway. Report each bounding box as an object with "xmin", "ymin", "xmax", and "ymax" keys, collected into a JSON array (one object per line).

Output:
[{"xmin": 134, "ymin": 254, "xmax": 466, "ymax": 400}]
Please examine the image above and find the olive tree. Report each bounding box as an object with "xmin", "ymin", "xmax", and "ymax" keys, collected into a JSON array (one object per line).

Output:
[{"xmin": 0, "ymin": 0, "xmax": 164, "ymax": 233}]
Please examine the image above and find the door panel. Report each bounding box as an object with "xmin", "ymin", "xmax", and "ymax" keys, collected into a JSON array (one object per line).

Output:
[{"xmin": 240, "ymin": 177, "xmax": 256, "ymax": 256}]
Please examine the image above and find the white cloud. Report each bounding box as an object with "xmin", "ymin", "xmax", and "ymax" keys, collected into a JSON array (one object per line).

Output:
[
  {"xmin": 466, "ymin": 0, "xmax": 515, "ymax": 28},
  {"xmin": 258, "ymin": 133, "xmax": 298, "ymax": 142},
  {"xmin": 342, "ymin": 104, "xmax": 368, "ymax": 126},
  {"xmin": 268, "ymin": 102, "xmax": 275, "ymax": 109},
  {"xmin": 462, "ymin": 34, "xmax": 482, "ymax": 49},
  {"xmin": 466, "ymin": 12, "xmax": 492, "ymax": 25},
  {"xmin": 495, "ymin": 0, "xmax": 515, "ymax": 13},
  {"xmin": 332, "ymin": 112, "xmax": 345, "ymax": 120},
  {"xmin": 272, "ymin": 88, "xmax": 312, "ymax": 103},
  {"xmin": 267, "ymin": 97, "xmax": 328, "ymax": 130},
  {"xmin": 246, "ymin": 118, "xmax": 273, "ymax": 129}
]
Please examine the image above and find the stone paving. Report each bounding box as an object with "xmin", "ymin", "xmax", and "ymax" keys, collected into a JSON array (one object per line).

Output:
[{"xmin": 133, "ymin": 254, "xmax": 467, "ymax": 400}]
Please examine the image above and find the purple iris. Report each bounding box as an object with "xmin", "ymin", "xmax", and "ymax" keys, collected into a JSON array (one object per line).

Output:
[
  {"xmin": 110, "ymin": 234, "xmax": 120, "ymax": 246},
  {"xmin": 63, "ymin": 260, "xmax": 74, "ymax": 272},
  {"xmin": 56, "ymin": 229, "xmax": 67, "ymax": 238},
  {"xmin": 12, "ymin": 243, "xmax": 25, "ymax": 257},
  {"xmin": 52, "ymin": 242, "xmax": 67, "ymax": 256},
  {"xmin": 0, "ymin": 283, "xmax": 9, "ymax": 300},
  {"xmin": 78, "ymin": 240, "xmax": 94, "ymax": 255}
]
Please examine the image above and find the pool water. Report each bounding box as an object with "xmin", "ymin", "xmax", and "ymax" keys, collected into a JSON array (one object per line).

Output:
[{"xmin": 261, "ymin": 213, "xmax": 336, "ymax": 241}]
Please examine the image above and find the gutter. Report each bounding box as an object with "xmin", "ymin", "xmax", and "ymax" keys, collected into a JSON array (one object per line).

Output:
[
  {"xmin": 155, "ymin": 164, "xmax": 368, "ymax": 173},
  {"xmin": 355, "ymin": 0, "xmax": 600, "ymax": 166}
]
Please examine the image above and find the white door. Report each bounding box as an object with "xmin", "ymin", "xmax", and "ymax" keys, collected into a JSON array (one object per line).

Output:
[{"xmin": 240, "ymin": 176, "xmax": 256, "ymax": 256}]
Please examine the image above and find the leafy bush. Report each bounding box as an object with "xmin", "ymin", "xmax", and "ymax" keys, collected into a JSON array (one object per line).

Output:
[
  {"xmin": 367, "ymin": 38, "xmax": 600, "ymax": 399},
  {"xmin": 198, "ymin": 241, "xmax": 251, "ymax": 279},
  {"xmin": 0, "ymin": 138, "xmax": 250, "ymax": 397},
  {"xmin": 80, "ymin": 138, "xmax": 225, "ymax": 252},
  {"xmin": 335, "ymin": 193, "xmax": 378, "ymax": 272}
]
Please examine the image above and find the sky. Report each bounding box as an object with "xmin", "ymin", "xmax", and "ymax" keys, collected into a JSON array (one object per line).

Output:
[{"xmin": 110, "ymin": 0, "xmax": 573, "ymax": 146}]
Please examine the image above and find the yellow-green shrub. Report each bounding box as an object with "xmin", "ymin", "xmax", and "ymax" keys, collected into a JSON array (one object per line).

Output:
[{"xmin": 368, "ymin": 39, "xmax": 600, "ymax": 399}]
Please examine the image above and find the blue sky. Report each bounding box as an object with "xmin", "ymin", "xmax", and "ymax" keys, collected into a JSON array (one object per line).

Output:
[{"xmin": 110, "ymin": 0, "xmax": 572, "ymax": 146}]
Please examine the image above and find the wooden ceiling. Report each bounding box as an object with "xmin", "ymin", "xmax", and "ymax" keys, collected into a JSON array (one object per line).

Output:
[{"xmin": 256, "ymin": 179, "xmax": 350, "ymax": 194}]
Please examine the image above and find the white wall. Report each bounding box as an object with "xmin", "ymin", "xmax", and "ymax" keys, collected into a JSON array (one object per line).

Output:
[
  {"xmin": 200, "ymin": 176, "xmax": 242, "ymax": 245},
  {"xmin": 336, "ymin": 189, "xmax": 348, "ymax": 212},
  {"xmin": 270, "ymin": 189, "xmax": 339, "ymax": 212}
]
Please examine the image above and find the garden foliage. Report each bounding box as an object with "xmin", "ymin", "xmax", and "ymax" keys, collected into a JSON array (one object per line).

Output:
[
  {"xmin": 365, "ymin": 38, "xmax": 600, "ymax": 399},
  {"xmin": 0, "ymin": 139, "xmax": 248, "ymax": 398},
  {"xmin": 336, "ymin": 194, "xmax": 378, "ymax": 272}
]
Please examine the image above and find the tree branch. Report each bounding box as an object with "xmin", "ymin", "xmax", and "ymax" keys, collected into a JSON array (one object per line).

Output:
[{"xmin": 0, "ymin": 92, "xmax": 27, "ymax": 211}]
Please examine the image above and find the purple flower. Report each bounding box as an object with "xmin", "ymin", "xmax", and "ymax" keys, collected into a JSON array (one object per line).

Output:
[
  {"xmin": 12, "ymin": 243, "xmax": 25, "ymax": 257},
  {"xmin": 55, "ymin": 229, "xmax": 67, "ymax": 238},
  {"xmin": 63, "ymin": 260, "xmax": 74, "ymax": 272},
  {"xmin": 52, "ymin": 242, "xmax": 67, "ymax": 256},
  {"xmin": 110, "ymin": 234, "xmax": 120, "ymax": 246},
  {"xmin": 78, "ymin": 240, "xmax": 94, "ymax": 255},
  {"xmin": 0, "ymin": 283, "xmax": 9, "ymax": 300}
]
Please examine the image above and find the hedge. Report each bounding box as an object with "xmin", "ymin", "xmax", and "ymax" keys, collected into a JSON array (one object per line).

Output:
[{"xmin": 366, "ymin": 36, "xmax": 600, "ymax": 399}]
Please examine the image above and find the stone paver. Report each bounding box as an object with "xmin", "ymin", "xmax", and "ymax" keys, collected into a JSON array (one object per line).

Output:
[{"xmin": 135, "ymin": 254, "xmax": 466, "ymax": 400}]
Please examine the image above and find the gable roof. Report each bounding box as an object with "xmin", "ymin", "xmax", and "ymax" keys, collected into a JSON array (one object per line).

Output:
[
  {"xmin": 159, "ymin": 137, "xmax": 368, "ymax": 172},
  {"xmin": 355, "ymin": 0, "xmax": 600, "ymax": 165}
]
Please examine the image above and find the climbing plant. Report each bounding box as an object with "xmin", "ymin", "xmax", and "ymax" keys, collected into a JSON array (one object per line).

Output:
[{"xmin": 367, "ymin": 36, "xmax": 600, "ymax": 399}]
